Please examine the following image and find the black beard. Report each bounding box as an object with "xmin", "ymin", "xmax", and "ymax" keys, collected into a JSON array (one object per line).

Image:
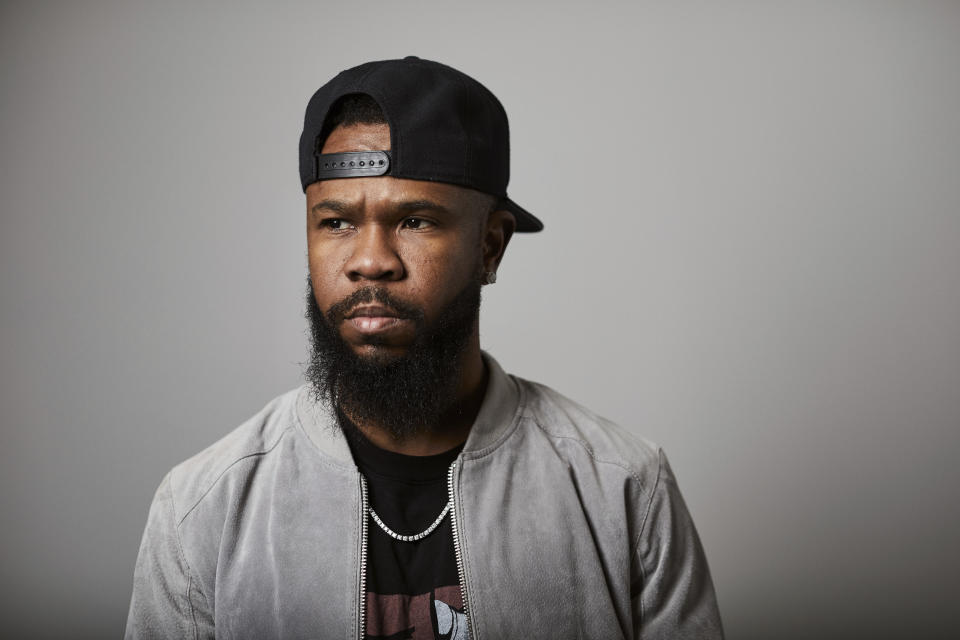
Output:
[{"xmin": 305, "ymin": 275, "xmax": 481, "ymax": 443}]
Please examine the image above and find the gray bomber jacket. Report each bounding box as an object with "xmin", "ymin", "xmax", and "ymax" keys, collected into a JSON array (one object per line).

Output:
[{"xmin": 126, "ymin": 354, "xmax": 724, "ymax": 639}]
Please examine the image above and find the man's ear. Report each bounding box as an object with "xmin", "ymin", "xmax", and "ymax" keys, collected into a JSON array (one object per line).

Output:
[{"xmin": 482, "ymin": 208, "xmax": 516, "ymax": 275}]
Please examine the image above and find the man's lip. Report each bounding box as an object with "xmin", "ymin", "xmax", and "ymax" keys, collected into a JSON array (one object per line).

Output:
[
  {"xmin": 341, "ymin": 302, "xmax": 414, "ymax": 337},
  {"xmin": 345, "ymin": 304, "xmax": 401, "ymax": 319},
  {"xmin": 346, "ymin": 315, "xmax": 409, "ymax": 334}
]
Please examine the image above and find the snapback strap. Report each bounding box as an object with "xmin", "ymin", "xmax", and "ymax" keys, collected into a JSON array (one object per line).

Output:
[{"xmin": 314, "ymin": 150, "xmax": 391, "ymax": 181}]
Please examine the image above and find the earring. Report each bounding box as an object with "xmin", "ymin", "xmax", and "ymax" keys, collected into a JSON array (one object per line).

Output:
[{"xmin": 483, "ymin": 271, "xmax": 497, "ymax": 285}]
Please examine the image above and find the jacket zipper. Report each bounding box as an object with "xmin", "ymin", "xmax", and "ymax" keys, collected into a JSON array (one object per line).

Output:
[
  {"xmin": 358, "ymin": 475, "xmax": 369, "ymax": 640},
  {"xmin": 357, "ymin": 463, "xmax": 472, "ymax": 640},
  {"xmin": 448, "ymin": 461, "xmax": 474, "ymax": 640}
]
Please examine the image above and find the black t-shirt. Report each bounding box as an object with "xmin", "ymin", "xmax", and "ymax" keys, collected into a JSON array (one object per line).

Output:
[{"xmin": 341, "ymin": 416, "xmax": 468, "ymax": 640}]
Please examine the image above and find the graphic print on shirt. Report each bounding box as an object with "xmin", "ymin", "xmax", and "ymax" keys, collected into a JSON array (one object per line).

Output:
[{"xmin": 365, "ymin": 585, "xmax": 465, "ymax": 640}]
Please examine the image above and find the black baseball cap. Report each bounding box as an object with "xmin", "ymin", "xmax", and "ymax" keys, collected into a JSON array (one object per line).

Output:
[{"xmin": 298, "ymin": 56, "xmax": 543, "ymax": 232}]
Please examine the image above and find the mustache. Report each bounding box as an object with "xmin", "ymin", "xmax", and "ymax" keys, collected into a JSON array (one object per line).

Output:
[{"xmin": 325, "ymin": 286, "xmax": 425, "ymax": 325}]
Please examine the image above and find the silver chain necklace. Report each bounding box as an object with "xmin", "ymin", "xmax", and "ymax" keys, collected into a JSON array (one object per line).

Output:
[{"xmin": 366, "ymin": 483, "xmax": 453, "ymax": 543}]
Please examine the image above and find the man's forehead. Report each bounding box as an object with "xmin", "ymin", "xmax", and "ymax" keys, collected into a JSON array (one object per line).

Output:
[
  {"xmin": 306, "ymin": 174, "xmax": 491, "ymax": 215},
  {"xmin": 321, "ymin": 122, "xmax": 391, "ymax": 155}
]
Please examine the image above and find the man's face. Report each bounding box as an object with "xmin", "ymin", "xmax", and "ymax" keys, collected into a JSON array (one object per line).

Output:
[
  {"xmin": 306, "ymin": 123, "xmax": 494, "ymax": 360},
  {"xmin": 304, "ymin": 122, "xmax": 513, "ymax": 439}
]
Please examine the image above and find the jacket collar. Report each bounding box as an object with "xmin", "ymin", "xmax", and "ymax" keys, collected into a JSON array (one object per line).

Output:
[
  {"xmin": 295, "ymin": 351, "xmax": 522, "ymax": 467},
  {"xmin": 461, "ymin": 351, "xmax": 523, "ymax": 456}
]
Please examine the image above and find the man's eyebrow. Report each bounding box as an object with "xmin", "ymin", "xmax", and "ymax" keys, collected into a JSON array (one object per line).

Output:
[
  {"xmin": 395, "ymin": 200, "xmax": 452, "ymax": 216},
  {"xmin": 310, "ymin": 198, "xmax": 454, "ymax": 217},
  {"xmin": 311, "ymin": 199, "xmax": 354, "ymax": 216}
]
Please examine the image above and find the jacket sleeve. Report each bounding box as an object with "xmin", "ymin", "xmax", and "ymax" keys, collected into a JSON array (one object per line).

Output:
[
  {"xmin": 631, "ymin": 450, "xmax": 725, "ymax": 639},
  {"xmin": 125, "ymin": 472, "xmax": 215, "ymax": 639}
]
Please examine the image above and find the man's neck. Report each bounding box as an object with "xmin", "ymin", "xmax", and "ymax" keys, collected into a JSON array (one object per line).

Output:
[{"xmin": 345, "ymin": 347, "xmax": 488, "ymax": 456}]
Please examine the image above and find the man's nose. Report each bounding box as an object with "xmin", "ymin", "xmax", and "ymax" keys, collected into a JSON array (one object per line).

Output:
[{"xmin": 344, "ymin": 226, "xmax": 404, "ymax": 281}]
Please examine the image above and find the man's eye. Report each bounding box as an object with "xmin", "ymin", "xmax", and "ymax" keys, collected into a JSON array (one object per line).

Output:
[
  {"xmin": 320, "ymin": 218, "xmax": 353, "ymax": 231},
  {"xmin": 401, "ymin": 217, "xmax": 434, "ymax": 230}
]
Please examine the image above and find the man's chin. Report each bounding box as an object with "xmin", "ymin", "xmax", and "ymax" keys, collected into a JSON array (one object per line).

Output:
[
  {"xmin": 344, "ymin": 330, "xmax": 416, "ymax": 357},
  {"xmin": 349, "ymin": 342, "xmax": 410, "ymax": 363}
]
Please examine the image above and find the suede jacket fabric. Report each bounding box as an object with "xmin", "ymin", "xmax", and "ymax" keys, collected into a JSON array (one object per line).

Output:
[{"xmin": 126, "ymin": 354, "xmax": 724, "ymax": 639}]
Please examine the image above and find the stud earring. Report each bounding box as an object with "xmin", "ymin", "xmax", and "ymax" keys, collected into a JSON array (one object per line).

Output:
[{"xmin": 483, "ymin": 271, "xmax": 497, "ymax": 285}]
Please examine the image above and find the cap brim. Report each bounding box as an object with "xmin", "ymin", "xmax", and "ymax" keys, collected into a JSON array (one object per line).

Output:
[{"xmin": 501, "ymin": 197, "xmax": 543, "ymax": 232}]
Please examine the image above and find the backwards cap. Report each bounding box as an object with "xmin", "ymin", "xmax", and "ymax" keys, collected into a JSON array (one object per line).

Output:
[{"xmin": 298, "ymin": 56, "xmax": 542, "ymax": 232}]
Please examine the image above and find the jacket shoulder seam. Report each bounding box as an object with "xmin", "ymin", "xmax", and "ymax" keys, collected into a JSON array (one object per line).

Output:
[
  {"xmin": 631, "ymin": 447, "xmax": 665, "ymax": 629},
  {"xmin": 162, "ymin": 474, "xmax": 210, "ymax": 631},
  {"xmin": 186, "ymin": 572, "xmax": 198, "ymax": 640},
  {"xmin": 176, "ymin": 425, "xmax": 295, "ymax": 526},
  {"xmin": 634, "ymin": 448, "xmax": 664, "ymax": 550},
  {"xmin": 528, "ymin": 418, "xmax": 648, "ymax": 487}
]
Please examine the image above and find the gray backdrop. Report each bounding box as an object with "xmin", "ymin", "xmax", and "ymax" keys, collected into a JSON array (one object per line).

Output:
[{"xmin": 2, "ymin": 1, "xmax": 958, "ymax": 638}]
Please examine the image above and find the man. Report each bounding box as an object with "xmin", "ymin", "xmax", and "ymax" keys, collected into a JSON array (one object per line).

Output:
[{"xmin": 126, "ymin": 56, "xmax": 724, "ymax": 640}]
